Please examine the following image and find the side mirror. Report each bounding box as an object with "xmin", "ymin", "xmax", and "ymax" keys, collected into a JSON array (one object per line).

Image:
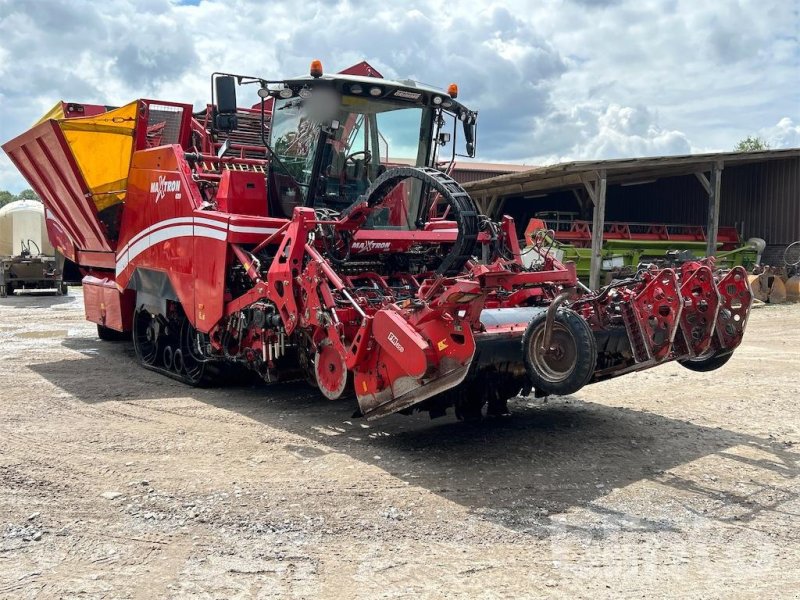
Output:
[
  {"xmin": 215, "ymin": 75, "xmax": 238, "ymax": 131},
  {"xmin": 462, "ymin": 114, "xmax": 477, "ymax": 157}
]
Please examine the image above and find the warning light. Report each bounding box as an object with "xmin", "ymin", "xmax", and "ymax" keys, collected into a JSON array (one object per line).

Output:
[{"xmin": 310, "ymin": 60, "xmax": 323, "ymax": 78}]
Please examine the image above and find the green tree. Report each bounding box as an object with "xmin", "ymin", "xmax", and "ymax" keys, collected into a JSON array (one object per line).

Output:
[
  {"xmin": 0, "ymin": 189, "xmax": 41, "ymax": 208},
  {"xmin": 17, "ymin": 189, "xmax": 40, "ymax": 201},
  {"xmin": 734, "ymin": 136, "xmax": 770, "ymax": 152},
  {"xmin": 0, "ymin": 190, "xmax": 14, "ymax": 208}
]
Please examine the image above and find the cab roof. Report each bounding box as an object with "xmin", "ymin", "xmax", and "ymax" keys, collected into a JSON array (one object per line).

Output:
[{"xmin": 276, "ymin": 72, "xmax": 475, "ymax": 118}]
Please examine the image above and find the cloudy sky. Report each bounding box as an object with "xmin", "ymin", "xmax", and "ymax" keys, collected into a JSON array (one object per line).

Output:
[{"xmin": 0, "ymin": 0, "xmax": 798, "ymax": 192}]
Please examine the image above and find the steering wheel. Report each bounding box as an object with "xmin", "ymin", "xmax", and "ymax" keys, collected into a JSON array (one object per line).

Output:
[
  {"xmin": 341, "ymin": 150, "xmax": 372, "ymax": 183},
  {"xmin": 344, "ymin": 150, "xmax": 371, "ymax": 165}
]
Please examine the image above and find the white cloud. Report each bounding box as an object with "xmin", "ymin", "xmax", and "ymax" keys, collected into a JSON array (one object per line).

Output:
[
  {"xmin": 581, "ymin": 104, "xmax": 692, "ymax": 159},
  {"xmin": 523, "ymin": 102, "xmax": 691, "ymax": 165},
  {"xmin": 0, "ymin": 0, "xmax": 797, "ymax": 191},
  {"xmin": 760, "ymin": 117, "xmax": 800, "ymax": 149}
]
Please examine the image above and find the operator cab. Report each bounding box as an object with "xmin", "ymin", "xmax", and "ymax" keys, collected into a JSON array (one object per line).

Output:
[{"xmin": 263, "ymin": 64, "xmax": 478, "ymax": 229}]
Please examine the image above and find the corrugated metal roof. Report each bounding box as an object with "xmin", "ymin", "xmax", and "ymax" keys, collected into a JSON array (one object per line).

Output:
[
  {"xmin": 462, "ymin": 148, "xmax": 800, "ymax": 201},
  {"xmin": 451, "ymin": 160, "xmax": 533, "ymax": 173},
  {"xmin": 445, "ymin": 160, "xmax": 534, "ymax": 185},
  {"xmin": 461, "ymin": 148, "xmax": 800, "ymax": 246}
]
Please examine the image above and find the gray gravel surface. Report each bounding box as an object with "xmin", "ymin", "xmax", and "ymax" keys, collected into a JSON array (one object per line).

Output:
[{"xmin": 0, "ymin": 290, "xmax": 798, "ymax": 598}]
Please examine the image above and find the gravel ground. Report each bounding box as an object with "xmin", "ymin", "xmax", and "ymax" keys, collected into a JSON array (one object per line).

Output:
[{"xmin": 0, "ymin": 289, "xmax": 798, "ymax": 599}]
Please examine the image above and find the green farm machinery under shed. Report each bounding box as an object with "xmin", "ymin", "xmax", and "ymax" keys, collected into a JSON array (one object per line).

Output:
[{"xmin": 524, "ymin": 215, "xmax": 761, "ymax": 286}]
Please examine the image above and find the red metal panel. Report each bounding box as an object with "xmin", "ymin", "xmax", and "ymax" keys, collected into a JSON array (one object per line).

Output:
[
  {"xmin": 216, "ymin": 171, "xmax": 268, "ymax": 216},
  {"xmin": 61, "ymin": 102, "xmax": 109, "ymax": 119},
  {"xmin": 373, "ymin": 309, "xmax": 429, "ymax": 378},
  {"xmin": 2, "ymin": 122, "xmax": 114, "ymax": 254},
  {"xmin": 83, "ymin": 278, "xmax": 104, "ymax": 324},
  {"xmin": 82, "ymin": 276, "xmax": 134, "ymax": 331},
  {"xmin": 76, "ymin": 251, "xmax": 116, "ymax": 269},
  {"xmin": 337, "ymin": 61, "xmax": 383, "ymax": 78},
  {"xmin": 103, "ymin": 285, "xmax": 135, "ymax": 331},
  {"xmin": 115, "ymin": 145, "xmax": 228, "ymax": 332},
  {"xmin": 44, "ymin": 209, "xmax": 76, "ymax": 263},
  {"xmin": 192, "ymin": 235, "xmax": 228, "ymax": 332},
  {"xmin": 226, "ymin": 213, "xmax": 286, "ymax": 244},
  {"xmin": 116, "ymin": 145, "xmax": 205, "ymax": 265}
]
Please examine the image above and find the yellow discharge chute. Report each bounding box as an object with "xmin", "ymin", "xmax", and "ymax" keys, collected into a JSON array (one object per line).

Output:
[{"xmin": 44, "ymin": 101, "xmax": 139, "ymax": 213}]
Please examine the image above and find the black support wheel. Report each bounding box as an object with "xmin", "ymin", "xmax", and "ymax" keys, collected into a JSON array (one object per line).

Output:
[
  {"xmin": 522, "ymin": 308, "xmax": 596, "ymax": 396},
  {"xmin": 133, "ymin": 307, "xmax": 160, "ymax": 367},
  {"xmin": 678, "ymin": 347, "xmax": 733, "ymax": 372},
  {"xmin": 178, "ymin": 317, "xmax": 210, "ymax": 386}
]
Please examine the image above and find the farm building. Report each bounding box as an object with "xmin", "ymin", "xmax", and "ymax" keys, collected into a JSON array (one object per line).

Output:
[{"xmin": 461, "ymin": 149, "xmax": 800, "ymax": 288}]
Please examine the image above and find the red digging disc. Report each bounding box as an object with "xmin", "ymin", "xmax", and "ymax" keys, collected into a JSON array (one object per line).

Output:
[{"xmin": 314, "ymin": 343, "xmax": 347, "ymax": 400}]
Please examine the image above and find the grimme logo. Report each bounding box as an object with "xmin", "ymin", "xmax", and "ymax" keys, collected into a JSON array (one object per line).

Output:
[
  {"xmin": 351, "ymin": 240, "xmax": 391, "ymax": 253},
  {"xmin": 393, "ymin": 90, "xmax": 422, "ymax": 101},
  {"xmin": 387, "ymin": 332, "xmax": 405, "ymax": 353},
  {"xmin": 150, "ymin": 176, "xmax": 181, "ymax": 202}
]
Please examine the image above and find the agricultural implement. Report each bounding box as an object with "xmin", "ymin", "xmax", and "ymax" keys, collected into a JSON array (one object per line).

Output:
[
  {"xmin": 524, "ymin": 214, "xmax": 761, "ymax": 286},
  {"xmin": 2, "ymin": 61, "xmax": 753, "ymax": 420}
]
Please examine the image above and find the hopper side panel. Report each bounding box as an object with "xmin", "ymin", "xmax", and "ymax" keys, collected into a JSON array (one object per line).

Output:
[{"xmin": 2, "ymin": 122, "xmax": 115, "ymax": 259}]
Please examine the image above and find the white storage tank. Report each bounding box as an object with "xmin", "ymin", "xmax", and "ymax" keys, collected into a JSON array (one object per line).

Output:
[{"xmin": 0, "ymin": 200, "xmax": 53, "ymax": 257}]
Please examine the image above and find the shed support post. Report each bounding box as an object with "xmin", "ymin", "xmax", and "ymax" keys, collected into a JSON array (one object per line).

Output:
[
  {"xmin": 588, "ymin": 170, "xmax": 607, "ymax": 290},
  {"xmin": 485, "ymin": 194, "xmax": 499, "ymax": 218},
  {"xmin": 705, "ymin": 161, "xmax": 724, "ymax": 257}
]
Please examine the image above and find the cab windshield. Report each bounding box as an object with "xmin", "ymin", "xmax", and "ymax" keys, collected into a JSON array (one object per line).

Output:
[{"xmin": 269, "ymin": 94, "xmax": 434, "ymax": 229}]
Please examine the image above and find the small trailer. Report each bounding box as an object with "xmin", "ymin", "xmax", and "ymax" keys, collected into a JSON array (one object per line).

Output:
[{"xmin": 0, "ymin": 200, "xmax": 67, "ymax": 297}]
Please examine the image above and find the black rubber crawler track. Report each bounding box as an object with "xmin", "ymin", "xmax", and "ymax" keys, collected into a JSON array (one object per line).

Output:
[{"xmin": 349, "ymin": 166, "xmax": 480, "ymax": 276}]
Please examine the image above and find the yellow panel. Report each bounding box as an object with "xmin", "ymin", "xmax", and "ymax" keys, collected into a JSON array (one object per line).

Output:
[
  {"xmin": 56, "ymin": 102, "xmax": 139, "ymax": 213},
  {"xmin": 34, "ymin": 102, "xmax": 65, "ymax": 125}
]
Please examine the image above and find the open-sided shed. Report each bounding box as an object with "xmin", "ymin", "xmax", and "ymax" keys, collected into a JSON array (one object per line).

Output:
[{"xmin": 463, "ymin": 149, "xmax": 800, "ymax": 289}]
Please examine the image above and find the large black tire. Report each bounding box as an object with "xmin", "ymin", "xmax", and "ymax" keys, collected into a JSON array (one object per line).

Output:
[
  {"xmin": 522, "ymin": 308, "xmax": 596, "ymax": 396},
  {"xmin": 97, "ymin": 324, "xmax": 130, "ymax": 342},
  {"xmin": 678, "ymin": 348, "xmax": 733, "ymax": 372}
]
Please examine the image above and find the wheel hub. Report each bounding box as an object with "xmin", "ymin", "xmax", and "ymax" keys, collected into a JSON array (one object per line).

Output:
[{"xmin": 529, "ymin": 325, "xmax": 578, "ymax": 383}]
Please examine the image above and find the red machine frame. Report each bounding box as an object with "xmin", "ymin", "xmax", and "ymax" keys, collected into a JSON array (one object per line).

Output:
[{"xmin": 2, "ymin": 62, "xmax": 753, "ymax": 421}]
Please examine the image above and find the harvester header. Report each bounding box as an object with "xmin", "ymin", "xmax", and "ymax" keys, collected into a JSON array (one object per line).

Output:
[{"xmin": 2, "ymin": 61, "xmax": 752, "ymax": 421}]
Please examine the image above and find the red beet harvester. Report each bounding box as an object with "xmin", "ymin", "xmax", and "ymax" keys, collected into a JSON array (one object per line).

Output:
[{"xmin": 2, "ymin": 61, "xmax": 752, "ymax": 421}]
